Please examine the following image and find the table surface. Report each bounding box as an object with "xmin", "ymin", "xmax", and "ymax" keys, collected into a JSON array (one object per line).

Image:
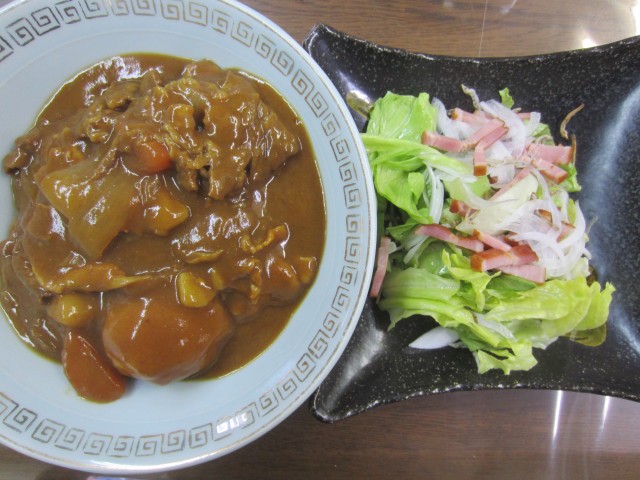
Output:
[{"xmin": 2, "ymin": 1, "xmax": 640, "ymax": 479}]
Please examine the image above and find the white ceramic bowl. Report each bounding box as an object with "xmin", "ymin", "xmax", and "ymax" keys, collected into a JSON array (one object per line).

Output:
[{"xmin": 0, "ymin": 0, "xmax": 375, "ymax": 473}]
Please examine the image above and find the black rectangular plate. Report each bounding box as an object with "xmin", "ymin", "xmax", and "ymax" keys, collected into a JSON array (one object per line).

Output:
[{"xmin": 304, "ymin": 24, "xmax": 640, "ymax": 422}]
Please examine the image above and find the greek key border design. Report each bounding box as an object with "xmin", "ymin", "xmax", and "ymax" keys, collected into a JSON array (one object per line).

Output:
[{"xmin": 0, "ymin": 0, "xmax": 366, "ymax": 460}]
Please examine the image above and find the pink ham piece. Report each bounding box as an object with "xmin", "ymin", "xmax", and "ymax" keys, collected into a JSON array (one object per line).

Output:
[
  {"xmin": 473, "ymin": 229, "xmax": 512, "ymax": 252},
  {"xmin": 421, "ymin": 131, "xmax": 468, "ymax": 152},
  {"xmin": 451, "ymin": 108, "xmax": 489, "ymax": 125},
  {"xmin": 370, "ymin": 236, "xmax": 393, "ymax": 298},
  {"xmin": 470, "ymin": 244, "xmax": 538, "ymax": 272},
  {"xmin": 466, "ymin": 119, "xmax": 504, "ymax": 145},
  {"xmin": 473, "ymin": 144, "xmax": 487, "ymax": 176},
  {"xmin": 415, "ymin": 224, "xmax": 484, "ymax": 253},
  {"xmin": 526, "ymin": 143, "xmax": 573, "ymax": 165},
  {"xmin": 497, "ymin": 264, "xmax": 546, "ymax": 284},
  {"xmin": 421, "ymin": 119, "xmax": 508, "ymax": 161},
  {"xmin": 473, "ymin": 124, "xmax": 508, "ymax": 176},
  {"xmin": 522, "ymin": 155, "xmax": 568, "ymax": 183},
  {"xmin": 476, "ymin": 124, "xmax": 508, "ymax": 148}
]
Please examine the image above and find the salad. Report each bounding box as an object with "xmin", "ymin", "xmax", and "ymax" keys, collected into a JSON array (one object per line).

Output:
[{"xmin": 364, "ymin": 87, "xmax": 615, "ymax": 374}]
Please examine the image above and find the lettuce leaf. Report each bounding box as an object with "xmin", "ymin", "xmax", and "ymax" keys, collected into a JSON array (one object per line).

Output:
[
  {"xmin": 367, "ymin": 92, "xmax": 436, "ymax": 142},
  {"xmin": 499, "ymin": 88, "xmax": 515, "ymax": 108},
  {"xmin": 362, "ymin": 135, "xmax": 473, "ymax": 178},
  {"xmin": 380, "ymin": 250, "xmax": 615, "ymax": 373},
  {"xmin": 372, "ymin": 165, "xmax": 432, "ymax": 224}
]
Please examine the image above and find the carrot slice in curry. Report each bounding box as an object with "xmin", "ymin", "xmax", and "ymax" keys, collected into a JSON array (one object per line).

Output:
[
  {"xmin": 62, "ymin": 331, "xmax": 127, "ymax": 403},
  {"xmin": 129, "ymin": 140, "xmax": 172, "ymax": 174}
]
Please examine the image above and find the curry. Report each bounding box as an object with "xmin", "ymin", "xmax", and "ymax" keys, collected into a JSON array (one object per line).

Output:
[{"xmin": 0, "ymin": 54, "xmax": 326, "ymax": 402}]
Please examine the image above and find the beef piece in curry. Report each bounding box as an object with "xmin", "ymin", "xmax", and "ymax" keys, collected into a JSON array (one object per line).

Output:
[{"xmin": 0, "ymin": 54, "xmax": 326, "ymax": 402}]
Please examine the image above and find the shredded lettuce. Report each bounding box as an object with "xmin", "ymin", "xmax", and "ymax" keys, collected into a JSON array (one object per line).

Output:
[{"xmin": 366, "ymin": 89, "xmax": 615, "ymax": 374}]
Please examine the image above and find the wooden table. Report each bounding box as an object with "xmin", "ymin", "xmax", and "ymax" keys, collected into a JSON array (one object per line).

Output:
[{"xmin": 2, "ymin": 1, "xmax": 640, "ymax": 478}]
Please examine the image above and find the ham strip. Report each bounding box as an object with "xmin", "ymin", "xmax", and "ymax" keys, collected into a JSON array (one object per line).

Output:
[
  {"xmin": 474, "ymin": 229, "xmax": 512, "ymax": 251},
  {"xmin": 476, "ymin": 124, "xmax": 508, "ymax": 148},
  {"xmin": 466, "ymin": 119, "xmax": 504, "ymax": 144},
  {"xmin": 415, "ymin": 224, "xmax": 484, "ymax": 252},
  {"xmin": 370, "ymin": 236, "xmax": 393, "ymax": 298},
  {"xmin": 470, "ymin": 244, "xmax": 538, "ymax": 271},
  {"xmin": 522, "ymin": 155, "xmax": 568, "ymax": 183},
  {"xmin": 497, "ymin": 264, "xmax": 546, "ymax": 284},
  {"xmin": 526, "ymin": 143, "xmax": 573, "ymax": 165},
  {"xmin": 473, "ymin": 143, "xmax": 487, "ymax": 176},
  {"xmin": 451, "ymin": 108, "xmax": 489, "ymax": 125},
  {"xmin": 422, "ymin": 131, "xmax": 468, "ymax": 152},
  {"xmin": 473, "ymin": 125, "xmax": 508, "ymax": 176},
  {"xmin": 422, "ymin": 119, "xmax": 505, "ymax": 157}
]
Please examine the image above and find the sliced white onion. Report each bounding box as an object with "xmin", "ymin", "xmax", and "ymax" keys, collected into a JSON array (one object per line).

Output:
[
  {"xmin": 555, "ymin": 205, "xmax": 588, "ymax": 279},
  {"xmin": 502, "ymin": 196, "xmax": 589, "ymax": 280},
  {"xmin": 486, "ymin": 140, "xmax": 511, "ymax": 162},
  {"xmin": 525, "ymin": 167, "xmax": 562, "ymax": 231},
  {"xmin": 432, "ymin": 97, "xmax": 460, "ymax": 139},
  {"xmin": 500, "ymin": 197, "xmax": 564, "ymax": 235},
  {"xmin": 437, "ymin": 170, "xmax": 464, "ymax": 183},
  {"xmin": 402, "ymin": 232, "xmax": 429, "ymax": 264},
  {"xmin": 480, "ymin": 99, "xmax": 528, "ymax": 157},
  {"xmin": 558, "ymin": 201, "xmax": 586, "ymax": 250},
  {"xmin": 459, "ymin": 181, "xmax": 498, "ymax": 209},
  {"xmin": 554, "ymin": 189, "xmax": 570, "ymax": 218},
  {"xmin": 459, "ymin": 174, "xmax": 539, "ymax": 235},
  {"xmin": 456, "ymin": 121, "xmax": 477, "ymax": 139},
  {"xmin": 409, "ymin": 326, "xmax": 460, "ymax": 350},
  {"xmin": 555, "ymin": 241, "xmax": 587, "ymax": 279},
  {"xmin": 424, "ymin": 166, "xmax": 444, "ymax": 224},
  {"xmin": 487, "ymin": 163, "xmax": 516, "ymax": 186},
  {"xmin": 524, "ymin": 111, "xmax": 541, "ymax": 136},
  {"xmin": 511, "ymin": 230, "xmax": 572, "ymax": 278},
  {"xmin": 417, "ymin": 150, "xmax": 476, "ymax": 182}
]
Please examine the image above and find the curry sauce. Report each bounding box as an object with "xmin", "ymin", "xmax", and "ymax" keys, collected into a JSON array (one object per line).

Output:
[{"xmin": 0, "ymin": 54, "xmax": 326, "ymax": 401}]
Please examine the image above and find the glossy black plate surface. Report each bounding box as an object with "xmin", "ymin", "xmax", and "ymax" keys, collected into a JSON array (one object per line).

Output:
[{"xmin": 303, "ymin": 24, "xmax": 640, "ymax": 422}]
